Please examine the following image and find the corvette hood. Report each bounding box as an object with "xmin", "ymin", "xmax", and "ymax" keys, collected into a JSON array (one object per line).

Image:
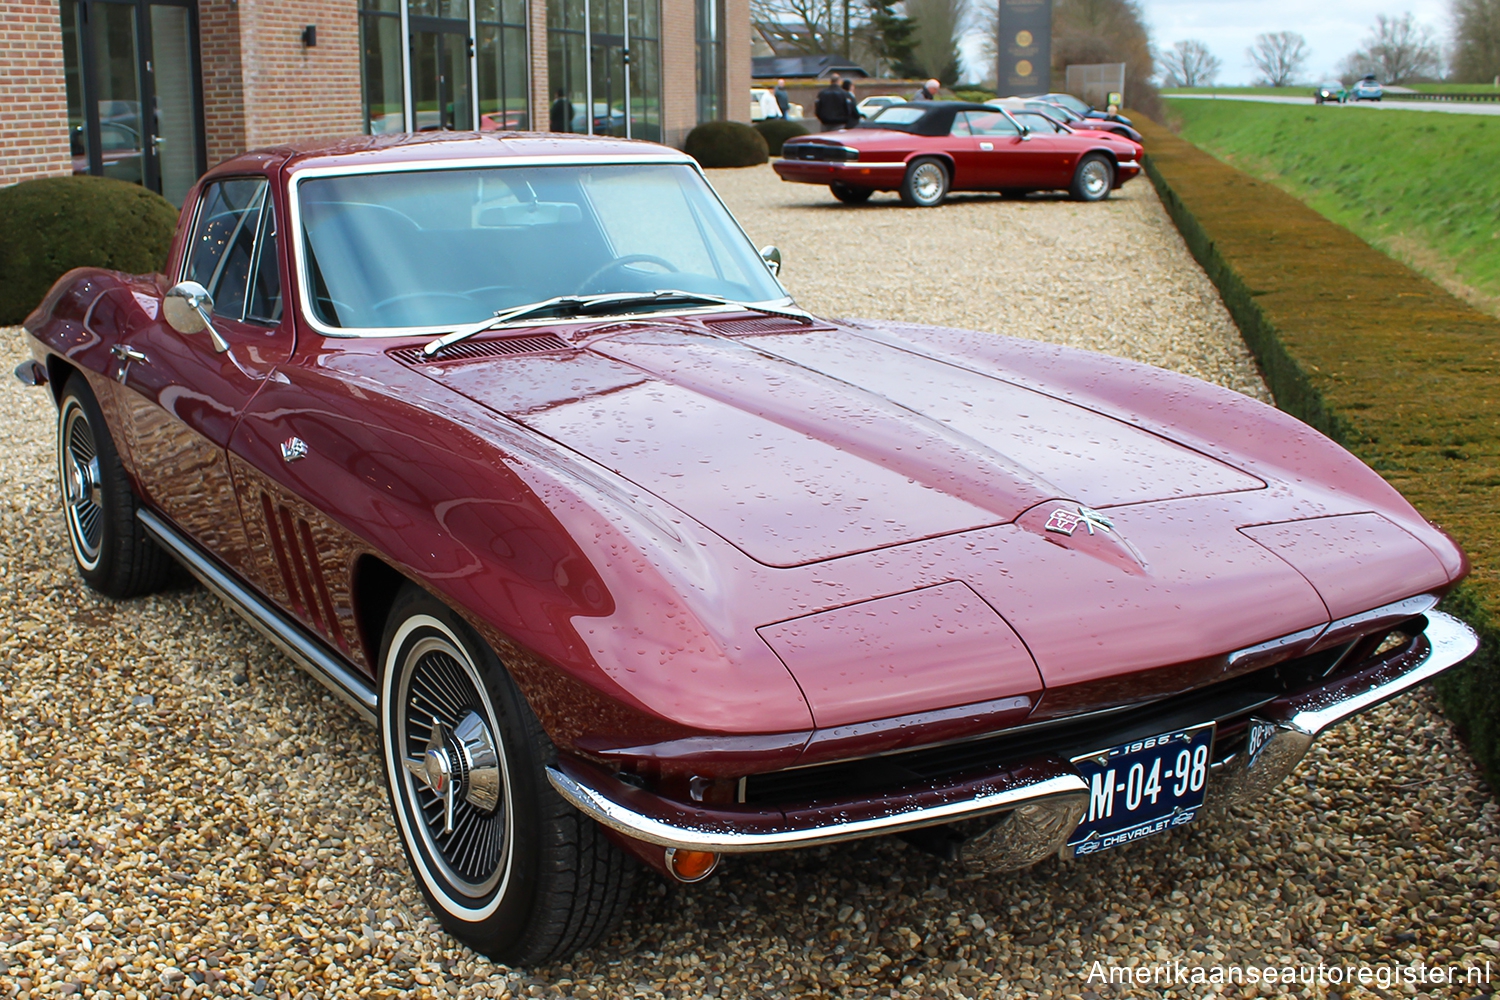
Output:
[{"xmin": 425, "ymin": 323, "xmax": 1263, "ymax": 566}]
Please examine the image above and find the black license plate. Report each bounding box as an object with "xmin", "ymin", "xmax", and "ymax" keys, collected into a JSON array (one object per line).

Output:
[{"xmin": 1067, "ymin": 722, "xmax": 1215, "ymax": 856}]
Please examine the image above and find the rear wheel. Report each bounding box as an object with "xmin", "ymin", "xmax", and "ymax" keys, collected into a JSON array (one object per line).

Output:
[
  {"xmin": 899, "ymin": 157, "xmax": 949, "ymax": 207},
  {"xmin": 1070, "ymin": 153, "xmax": 1113, "ymax": 202},
  {"xmin": 379, "ymin": 585, "xmax": 634, "ymax": 964},
  {"xmin": 829, "ymin": 182, "xmax": 873, "ymax": 204},
  {"xmin": 56, "ymin": 373, "xmax": 171, "ymax": 598}
]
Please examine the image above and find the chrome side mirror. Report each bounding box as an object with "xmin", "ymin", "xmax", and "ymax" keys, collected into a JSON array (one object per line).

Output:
[
  {"xmin": 164, "ymin": 281, "xmax": 229, "ymax": 353},
  {"xmin": 760, "ymin": 245, "xmax": 782, "ymax": 277}
]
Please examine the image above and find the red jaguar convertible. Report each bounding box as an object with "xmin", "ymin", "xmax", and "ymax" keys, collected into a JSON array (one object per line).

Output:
[
  {"xmin": 773, "ymin": 101, "xmax": 1142, "ymax": 206},
  {"xmin": 19, "ymin": 132, "xmax": 1475, "ymax": 964}
]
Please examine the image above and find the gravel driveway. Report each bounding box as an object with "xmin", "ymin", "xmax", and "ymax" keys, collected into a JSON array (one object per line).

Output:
[{"xmin": 2, "ymin": 166, "xmax": 1496, "ymax": 1000}]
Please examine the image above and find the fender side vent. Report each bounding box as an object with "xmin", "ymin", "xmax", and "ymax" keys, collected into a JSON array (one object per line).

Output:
[
  {"xmin": 390, "ymin": 332, "xmax": 572, "ymax": 364},
  {"xmin": 260, "ymin": 492, "xmax": 347, "ymax": 652},
  {"xmin": 706, "ymin": 317, "xmax": 822, "ymax": 337}
]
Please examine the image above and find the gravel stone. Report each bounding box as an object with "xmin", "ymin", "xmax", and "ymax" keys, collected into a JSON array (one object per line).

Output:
[{"xmin": 2, "ymin": 166, "xmax": 1495, "ymax": 998}]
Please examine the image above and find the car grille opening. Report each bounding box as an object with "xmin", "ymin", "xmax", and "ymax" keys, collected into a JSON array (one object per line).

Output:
[
  {"xmin": 705, "ymin": 316, "xmax": 822, "ymax": 336},
  {"xmin": 389, "ymin": 332, "xmax": 572, "ymax": 364},
  {"xmin": 738, "ymin": 622, "xmax": 1422, "ymax": 807}
]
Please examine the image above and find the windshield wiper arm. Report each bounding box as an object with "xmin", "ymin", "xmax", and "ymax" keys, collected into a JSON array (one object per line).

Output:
[
  {"xmin": 422, "ymin": 290, "xmax": 814, "ymax": 357},
  {"xmin": 422, "ymin": 293, "xmax": 636, "ymax": 357}
]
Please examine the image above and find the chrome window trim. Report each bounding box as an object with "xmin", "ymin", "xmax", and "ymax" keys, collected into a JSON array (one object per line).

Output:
[
  {"xmin": 177, "ymin": 176, "xmax": 270, "ymax": 322},
  {"xmin": 288, "ymin": 152, "xmax": 795, "ymax": 339}
]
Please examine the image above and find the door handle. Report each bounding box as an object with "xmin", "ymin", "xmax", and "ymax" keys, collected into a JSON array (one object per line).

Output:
[
  {"xmin": 111, "ymin": 344, "xmax": 149, "ymax": 363},
  {"xmin": 979, "ymin": 141, "xmax": 994, "ymax": 151}
]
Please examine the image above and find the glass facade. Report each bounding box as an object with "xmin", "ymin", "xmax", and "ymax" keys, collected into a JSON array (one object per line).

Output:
[
  {"xmin": 477, "ymin": 0, "xmax": 529, "ymax": 130},
  {"xmin": 695, "ymin": 0, "xmax": 722, "ymax": 123},
  {"xmin": 359, "ymin": 0, "xmax": 404, "ymax": 133},
  {"xmin": 58, "ymin": 0, "xmax": 204, "ymax": 206},
  {"xmin": 545, "ymin": 0, "xmax": 659, "ymax": 140}
]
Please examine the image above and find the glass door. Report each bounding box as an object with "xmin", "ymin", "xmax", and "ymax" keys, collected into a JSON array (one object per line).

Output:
[
  {"xmin": 409, "ymin": 18, "xmax": 473, "ymax": 130},
  {"xmin": 546, "ymin": 0, "xmax": 657, "ymax": 138},
  {"xmin": 59, "ymin": 0, "xmax": 204, "ymax": 205}
]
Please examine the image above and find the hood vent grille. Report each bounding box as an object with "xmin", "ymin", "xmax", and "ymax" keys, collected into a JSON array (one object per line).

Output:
[
  {"xmin": 391, "ymin": 332, "xmax": 572, "ymax": 364},
  {"xmin": 706, "ymin": 316, "xmax": 820, "ymax": 337}
]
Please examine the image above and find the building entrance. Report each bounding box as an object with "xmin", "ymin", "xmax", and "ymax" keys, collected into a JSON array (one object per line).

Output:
[{"xmin": 60, "ymin": 0, "xmax": 204, "ymax": 206}]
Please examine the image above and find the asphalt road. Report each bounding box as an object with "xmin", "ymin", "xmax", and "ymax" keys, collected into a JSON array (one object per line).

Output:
[{"xmin": 1167, "ymin": 92, "xmax": 1500, "ymax": 117}]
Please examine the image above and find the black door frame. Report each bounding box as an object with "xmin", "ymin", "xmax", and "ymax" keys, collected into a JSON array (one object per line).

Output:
[
  {"xmin": 408, "ymin": 15, "xmax": 473, "ymax": 131},
  {"xmin": 72, "ymin": 0, "xmax": 207, "ymax": 196}
]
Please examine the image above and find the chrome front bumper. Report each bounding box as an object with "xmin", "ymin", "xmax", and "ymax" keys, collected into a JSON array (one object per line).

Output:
[{"xmin": 547, "ymin": 611, "xmax": 1476, "ymax": 871}]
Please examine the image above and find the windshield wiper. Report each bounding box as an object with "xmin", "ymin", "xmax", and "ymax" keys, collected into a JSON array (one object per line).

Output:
[{"xmin": 422, "ymin": 290, "xmax": 813, "ymax": 357}]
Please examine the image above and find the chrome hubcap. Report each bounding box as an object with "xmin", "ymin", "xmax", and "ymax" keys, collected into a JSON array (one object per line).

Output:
[
  {"xmin": 912, "ymin": 163, "xmax": 944, "ymax": 203},
  {"xmin": 59, "ymin": 402, "xmax": 104, "ymax": 568},
  {"xmin": 397, "ymin": 636, "xmax": 510, "ymax": 896},
  {"xmin": 1082, "ymin": 160, "xmax": 1110, "ymax": 197}
]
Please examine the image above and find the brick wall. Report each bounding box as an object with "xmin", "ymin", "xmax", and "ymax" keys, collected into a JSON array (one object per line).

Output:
[
  {"xmin": 239, "ymin": 0, "xmax": 363, "ymax": 152},
  {"xmin": 657, "ymin": 0, "xmax": 749, "ymax": 149},
  {"xmin": 0, "ymin": 0, "xmax": 71, "ymax": 185},
  {"xmin": 723, "ymin": 0, "xmax": 748, "ymax": 126},
  {"xmin": 199, "ymin": 0, "xmax": 248, "ymax": 166}
]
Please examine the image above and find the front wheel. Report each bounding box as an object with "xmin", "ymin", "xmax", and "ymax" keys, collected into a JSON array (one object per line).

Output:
[
  {"xmin": 57, "ymin": 373, "xmax": 171, "ymax": 598},
  {"xmin": 1070, "ymin": 153, "xmax": 1114, "ymax": 202},
  {"xmin": 899, "ymin": 157, "xmax": 949, "ymax": 207},
  {"xmin": 379, "ymin": 585, "xmax": 634, "ymax": 964},
  {"xmin": 830, "ymin": 181, "xmax": 873, "ymax": 204}
]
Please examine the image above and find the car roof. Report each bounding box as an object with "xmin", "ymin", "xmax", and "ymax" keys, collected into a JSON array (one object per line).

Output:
[{"xmin": 208, "ymin": 131, "xmax": 688, "ymax": 178}]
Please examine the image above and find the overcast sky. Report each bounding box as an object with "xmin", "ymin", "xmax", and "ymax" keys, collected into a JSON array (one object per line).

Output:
[{"xmin": 959, "ymin": 0, "xmax": 1455, "ymax": 86}]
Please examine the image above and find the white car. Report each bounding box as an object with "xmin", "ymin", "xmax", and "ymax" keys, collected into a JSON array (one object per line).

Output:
[
  {"xmin": 856, "ymin": 95, "xmax": 906, "ymax": 118},
  {"xmin": 751, "ymin": 88, "xmax": 803, "ymax": 121}
]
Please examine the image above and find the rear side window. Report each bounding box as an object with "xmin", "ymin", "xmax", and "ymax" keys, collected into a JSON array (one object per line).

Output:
[{"xmin": 184, "ymin": 178, "xmax": 282, "ymax": 324}]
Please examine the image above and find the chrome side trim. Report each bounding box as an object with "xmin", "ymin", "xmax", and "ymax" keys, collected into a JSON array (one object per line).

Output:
[
  {"xmin": 546, "ymin": 765, "xmax": 1088, "ymax": 853},
  {"xmin": 137, "ymin": 508, "xmax": 378, "ymax": 723}
]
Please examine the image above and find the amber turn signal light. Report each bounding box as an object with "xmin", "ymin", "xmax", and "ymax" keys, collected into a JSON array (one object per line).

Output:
[{"xmin": 664, "ymin": 848, "xmax": 718, "ymax": 883}]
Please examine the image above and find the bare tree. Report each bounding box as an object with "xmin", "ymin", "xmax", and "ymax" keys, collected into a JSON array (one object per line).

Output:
[
  {"xmin": 1451, "ymin": 0, "xmax": 1500, "ymax": 82},
  {"xmin": 752, "ymin": 0, "xmax": 856, "ymax": 57},
  {"xmin": 1342, "ymin": 13, "xmax": 1443, "ymax": 83},
  {"xmin": 1159, "ymin": 39, "xmax": 1222, "ymax": 87},
  {"xmin": 1247, "ymin": 31, "xmax": 1309, "ymax": 86}
]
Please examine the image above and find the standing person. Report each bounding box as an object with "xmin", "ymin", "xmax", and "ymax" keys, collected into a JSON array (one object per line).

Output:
[
  {"xmin": 774, "ymin": 78, "xmax": 791, "ymax": 119},
  {"xmin": 549, "ymin": 89, "xmax": 573, "ymax": 132},
  {"xmin": 913, "ymin": 78, "xmax": 941, "ymax": 101},
  {"xmin": 840, "ymin": 78, "xmax": 860, "ymax": 124},
  {"xmin": 815, "ymin": 73, "xmax": 848, "ymax": 131}
]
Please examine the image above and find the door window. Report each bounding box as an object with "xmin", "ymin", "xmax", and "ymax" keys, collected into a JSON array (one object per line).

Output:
[
  {"xmin": 184, "ymin": 179, "xmax": 280, "ymax": 323},
  {"xmin": 963, "ymin": 111, "xmax": 1021, "ymax": 136}
]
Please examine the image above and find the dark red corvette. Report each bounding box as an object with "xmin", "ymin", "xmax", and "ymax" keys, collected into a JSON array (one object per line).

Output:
[
  {"xmin": 19, "ymin": 132, "xmax": 1476, "ymax": 964},
  {"xmin": 773, "ymin": 101, "xmax": 1142, "ymax": 206}
]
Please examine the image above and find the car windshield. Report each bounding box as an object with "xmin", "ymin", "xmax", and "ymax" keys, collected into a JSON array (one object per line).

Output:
[
  {"xmin": 1045, "ymin": 94, "xmax": 1093, "ymax": 115},
  {"xmin": 295, "ymin": 162, "xmax": 786, "ymax": 332}
]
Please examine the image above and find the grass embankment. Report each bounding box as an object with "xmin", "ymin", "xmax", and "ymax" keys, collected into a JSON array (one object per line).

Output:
[
  {"xmin": 1166, "ymin": 97, "xmax": 1500, "ymax": 317},
  {"xmin": 1411, "ymin": 82, "xmax": 1500, "ymax": 94},
  {"xmin": 1162, "ymin": 86, "xmax": 1312, "ymax": 97},
  {"xmin": 1136, "ymin": 116, "xmax": 1500, "ymax": 790}
]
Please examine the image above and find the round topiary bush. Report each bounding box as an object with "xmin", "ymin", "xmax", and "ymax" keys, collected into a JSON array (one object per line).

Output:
[
  {"xmin": 0, "ymin": 175, "xmax": 179, "ymax": 325},
  {"xmin": 753, "ymin": 118, "xmax": 810, "ymax": 156},
  {"xmin": 684, "ymin": 121, "xmax": 770, "ymax": 168}
]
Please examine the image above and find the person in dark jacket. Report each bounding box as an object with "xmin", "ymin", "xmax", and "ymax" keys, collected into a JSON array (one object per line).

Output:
[
  {"xmin": 840, "ymin": 78, "xmax": 860, "ymax": 124},
  {"xmin": 913, "ymin": 78, "xmax": 941, "ymax": 101},
  {"xmin": 774, "ymin": 79, "xmax": 790, "ymax": 118},
  {"xmin": 549, "ymin": 89, "xmax": 573, "ymax": 132},
  {"xmin": 814, "ymin": 74, "xmax": 848, "ymax": 131}
]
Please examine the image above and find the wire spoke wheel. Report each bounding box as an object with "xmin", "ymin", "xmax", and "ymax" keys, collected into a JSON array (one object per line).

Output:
[
  {"xmin": 1072, "ymin": 154, "xmax": 1114, "ymax": 202},
  {"xmin": 59, "ymin": 398, "xmax": 105, "ymax": 569},
  {"xmin": 394, "ymin": 632, "xmax": 512, "ymax": 899}
]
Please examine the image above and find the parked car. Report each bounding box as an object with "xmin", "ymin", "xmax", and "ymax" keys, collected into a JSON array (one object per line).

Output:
[
  {"xmin": 856, "ymin": 94, "xmax": 906, "ymax": 118},
  {"xmin": 571, "ymin": 101, "xmax": 626, "ymax": 134},
  {"xmin": 20, "ymin": 131, "xmax": 1477, "ymax": 965},
  {"xmin": 1313, "ymin": 82, "xmax": 1348, "ymax": 104},
  {"xmin": 479, "ymin": 109, "xmax": 530, "ymax": 130},
  {"xmin": 1350, "ymin": 75, "xmax": 1383, "ymax": 101},
  {"xmin": 774, "ymin": 101, "xmax": 1142, "ymax": 205},
  {"xmin": 1031, "ymin": 91, "xmax": 1134, "ymax": 128},
  {"xmin": 987, "ymin": 97, "xmax": 1144, "ymax": 143}
]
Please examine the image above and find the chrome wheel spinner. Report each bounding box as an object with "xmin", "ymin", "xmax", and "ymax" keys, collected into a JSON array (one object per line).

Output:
[{"xmin": 405, "ymin": 710, "xmax": 501, "ymax": 835}]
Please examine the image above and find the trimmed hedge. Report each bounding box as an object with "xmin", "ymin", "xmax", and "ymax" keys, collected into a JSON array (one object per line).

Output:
[
  {"xmin": 684, "ymin": 121, "xmax": 769, "ymax": 168},
  {"xmin": 753, "ymin": 118, "xmax": 809, "ymax": 156},
  {"xmin": 1137, "ymin": 115, "xmax": 1500, "ymax": 790},
  {"xmin": 0, "ymin": 175, "xmax": 179, "ymax": 325}
]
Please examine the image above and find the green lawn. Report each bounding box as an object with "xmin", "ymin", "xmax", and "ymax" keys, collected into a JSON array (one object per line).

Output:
[
  {"xmin": 1411, "ymin": 82, "xmax": 1500, "ymax": 94},
  {"xmin": 1164, "ymin": 97, "xmax": 1500, "ymax": 314},
  {"xmin": 1162, "ymin": 86, "xmax": 1312, "ymax": 97}
]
